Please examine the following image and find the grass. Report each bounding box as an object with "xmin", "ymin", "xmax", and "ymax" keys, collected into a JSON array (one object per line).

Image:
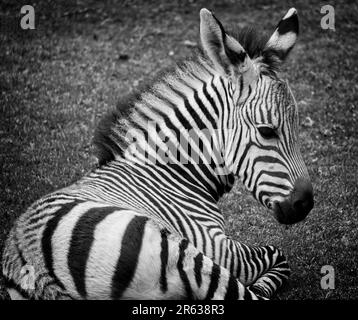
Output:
[{"xmin": 0, "ymin": 0, "xmax": 357, "ymax": 300}]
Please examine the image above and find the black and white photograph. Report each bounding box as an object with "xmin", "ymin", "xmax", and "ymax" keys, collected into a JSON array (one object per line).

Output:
[{"xmin": 0, "ymin": 0, "xmax": 357, "ymax": 306}]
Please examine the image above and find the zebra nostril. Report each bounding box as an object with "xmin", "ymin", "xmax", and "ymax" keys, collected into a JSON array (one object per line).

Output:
[{"xmin": 265, "ymin": 199, "xmax": 272, "ymax": 209}]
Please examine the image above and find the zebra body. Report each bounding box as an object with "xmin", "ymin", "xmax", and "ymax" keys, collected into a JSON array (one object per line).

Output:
[
  {"xmin": 2, "ymin": 8, "xmax": 311, "ymax": 300},
  {"xmin": 3, "ymin": 161, "xmax": 289, "ymax": 299}
]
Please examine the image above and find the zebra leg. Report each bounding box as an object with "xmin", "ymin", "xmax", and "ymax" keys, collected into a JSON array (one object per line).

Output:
[
  {"xmin": 2, "ymin": 227, "xmax": 32, "ymax": 300},
  {"xmin": 250, "ymin": 246, "xmax": 290, "ymax": 298},
  {"xmin": 2, "ymin": 226, "xmax": 71, "ymax": 300},
  {"xmin": 102, "ymin": 217, "xmax": 269, "ymax": 300},
  {"xmin": 232, "ymin": 241, "xmax": 290, "ymax": 299}
]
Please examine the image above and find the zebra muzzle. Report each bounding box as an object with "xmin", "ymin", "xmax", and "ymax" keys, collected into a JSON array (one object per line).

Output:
[{"xmin": 273, "ymin": 178, "xmax": 314, "ymax": 225}]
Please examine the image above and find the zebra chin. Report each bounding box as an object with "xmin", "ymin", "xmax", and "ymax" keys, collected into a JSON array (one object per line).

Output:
[{"xmin": 269, "ymin": 178, "xmax": 314, "ymax": 225}]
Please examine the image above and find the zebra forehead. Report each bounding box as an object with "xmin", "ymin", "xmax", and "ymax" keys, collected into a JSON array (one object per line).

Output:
[
  {"xmin": 255, "ymin": 77, "xmax": 292, "ymax": 101},
  {"xmin": 250, "ymin": 78, "xmax": 297, "ymax": 123}
]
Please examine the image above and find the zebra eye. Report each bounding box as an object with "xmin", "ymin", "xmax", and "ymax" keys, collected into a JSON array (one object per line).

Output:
[{"xmin": 257, "ymin": 126, "xmax": 278, "ymax": 139}]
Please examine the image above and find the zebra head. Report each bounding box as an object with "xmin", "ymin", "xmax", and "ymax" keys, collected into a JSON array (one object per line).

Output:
[{"xmin": 200, "ymin": 8, "xmax": 313, "ymax": 224}]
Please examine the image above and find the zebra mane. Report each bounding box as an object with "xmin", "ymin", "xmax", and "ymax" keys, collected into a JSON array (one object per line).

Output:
[
  {"xmin": 93, "ymin": 55, "xmax": 210, "ymax": 166},
  {"xmin": 93, "ymin": 27, "xmax": 279, "ymax": 166},
  {"xmin": 229, "ymin": 26, "xmax": 281, "ymax": 75}
]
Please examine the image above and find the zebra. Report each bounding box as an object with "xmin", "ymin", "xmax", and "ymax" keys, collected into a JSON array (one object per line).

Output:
[{"xmin": 2, "ymin": 7, "xmax": 313, "ymax": 300}]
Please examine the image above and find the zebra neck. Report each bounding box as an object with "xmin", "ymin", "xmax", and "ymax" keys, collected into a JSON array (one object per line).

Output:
[{"xmin": 116, "ymin": 59, "xmax": 238, "ymax": 200}]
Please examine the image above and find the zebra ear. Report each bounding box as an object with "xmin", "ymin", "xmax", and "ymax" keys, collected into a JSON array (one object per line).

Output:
[
  {"xmin": 265, "ymin": 8, "xmax": 299, "ymax": 62},
  {"xmin": 199, "ymin": 8, "xmax": 255, "ymax": 78}
]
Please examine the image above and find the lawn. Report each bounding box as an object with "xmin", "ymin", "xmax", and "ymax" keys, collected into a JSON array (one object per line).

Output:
[{"xmin": 0, "ymin": 0, "xmax": 357, "ymax": 300}]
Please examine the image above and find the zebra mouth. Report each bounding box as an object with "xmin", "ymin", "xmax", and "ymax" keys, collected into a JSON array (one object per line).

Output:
[{"xmin": 272, "ymin": 198, "xmax": 313, "ymax": 225}]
